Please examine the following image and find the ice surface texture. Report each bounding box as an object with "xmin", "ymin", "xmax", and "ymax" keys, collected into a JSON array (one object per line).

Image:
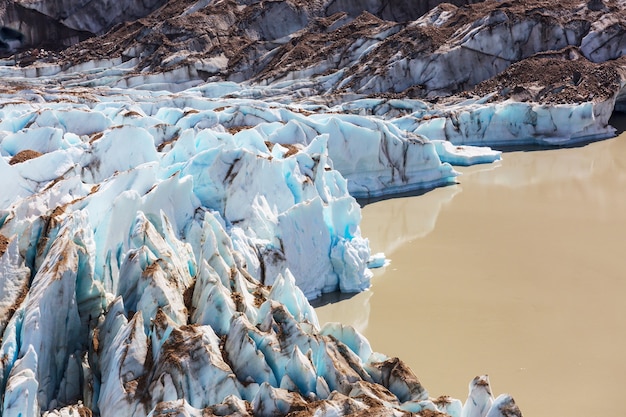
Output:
[{"xmin": 0, "ymin": 89, "xmax": 380, "ymax": 298}]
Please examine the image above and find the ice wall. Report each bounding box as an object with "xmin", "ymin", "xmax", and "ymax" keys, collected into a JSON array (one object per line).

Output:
[{"xmin": 393, "ymin": 98, "xmax": 617, "ymax": 146}]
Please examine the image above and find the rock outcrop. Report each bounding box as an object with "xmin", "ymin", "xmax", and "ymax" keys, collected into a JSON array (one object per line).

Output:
[
  {"xmin": 12, "ymin": 0, "xmax": 168, "ymax": 34},
  {"xmin": 0, "ymin": 1, "xmax": 90, "ymax": 53}
]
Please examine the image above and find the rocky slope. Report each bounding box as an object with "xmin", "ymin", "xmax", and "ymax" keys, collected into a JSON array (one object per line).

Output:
[{"xmin": 45, "ymin": 0, "xmax": 625, "ymax": 101}]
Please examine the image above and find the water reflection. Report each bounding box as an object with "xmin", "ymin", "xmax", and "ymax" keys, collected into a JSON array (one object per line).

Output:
[
  {"xmin": 314, "ymin": 289, "xmax": 372, "ymax": 334},
  {"xmin": 469, "ymin": 135, "xmax": 626, "ymax": 188},
  {"xmin": 360, "ymin": 185, "xmax": 460, "ymax": 256}
]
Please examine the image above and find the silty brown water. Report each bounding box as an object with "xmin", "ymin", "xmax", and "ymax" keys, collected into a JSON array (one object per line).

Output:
[{"xmin": 316, "ymin": 116, "xmax": 626, "ymax": 417}]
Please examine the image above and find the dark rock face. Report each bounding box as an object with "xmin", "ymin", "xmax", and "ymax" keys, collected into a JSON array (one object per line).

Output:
[
  {"xmin": 0, "ymin": 0, "xmax": 169, "ymax": 55},
  {"xmin": 11, "ymin": 0, "xmax": 169, "ymax": 34},
  {"xmin": 0, "ymin": 1, "xmax": 91, "ymax": 53}
]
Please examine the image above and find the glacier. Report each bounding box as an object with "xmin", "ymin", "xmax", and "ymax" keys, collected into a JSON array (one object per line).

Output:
[
  {"xmin": 4, "ymin": 0, "xmax": 626, "ymax": 415},
  {"xmin": 0, "ymin": 73, "xmax": 520, "ymax": 416}
]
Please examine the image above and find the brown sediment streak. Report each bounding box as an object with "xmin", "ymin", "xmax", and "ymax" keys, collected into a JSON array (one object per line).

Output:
[
  {"xmin": 9, "ymin": 149, "xmax": 43, "ymax": 165},
  {"xmin": 0, "ymin": 234, "xmax": 8, "ymax": 258}
]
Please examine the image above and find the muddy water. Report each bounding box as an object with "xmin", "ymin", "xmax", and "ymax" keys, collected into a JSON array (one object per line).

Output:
[{"xmin": 316, "ymin": 121, "xmax": 626, "ymax": 417}]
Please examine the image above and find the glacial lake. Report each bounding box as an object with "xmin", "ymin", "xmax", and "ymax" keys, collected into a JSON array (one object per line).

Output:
[{"xmin": 315, "ymin": 115, "xmax": 626, "ymax": 417}]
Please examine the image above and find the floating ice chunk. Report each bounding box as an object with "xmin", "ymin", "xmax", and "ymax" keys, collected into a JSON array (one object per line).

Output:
[
  {"xmin": 367, "ymin": 252, "xmax": 388, "ymax": 268},
  {"xmin": 432, "ymin": 140, "xmax": 502, "ymax": 166}
]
